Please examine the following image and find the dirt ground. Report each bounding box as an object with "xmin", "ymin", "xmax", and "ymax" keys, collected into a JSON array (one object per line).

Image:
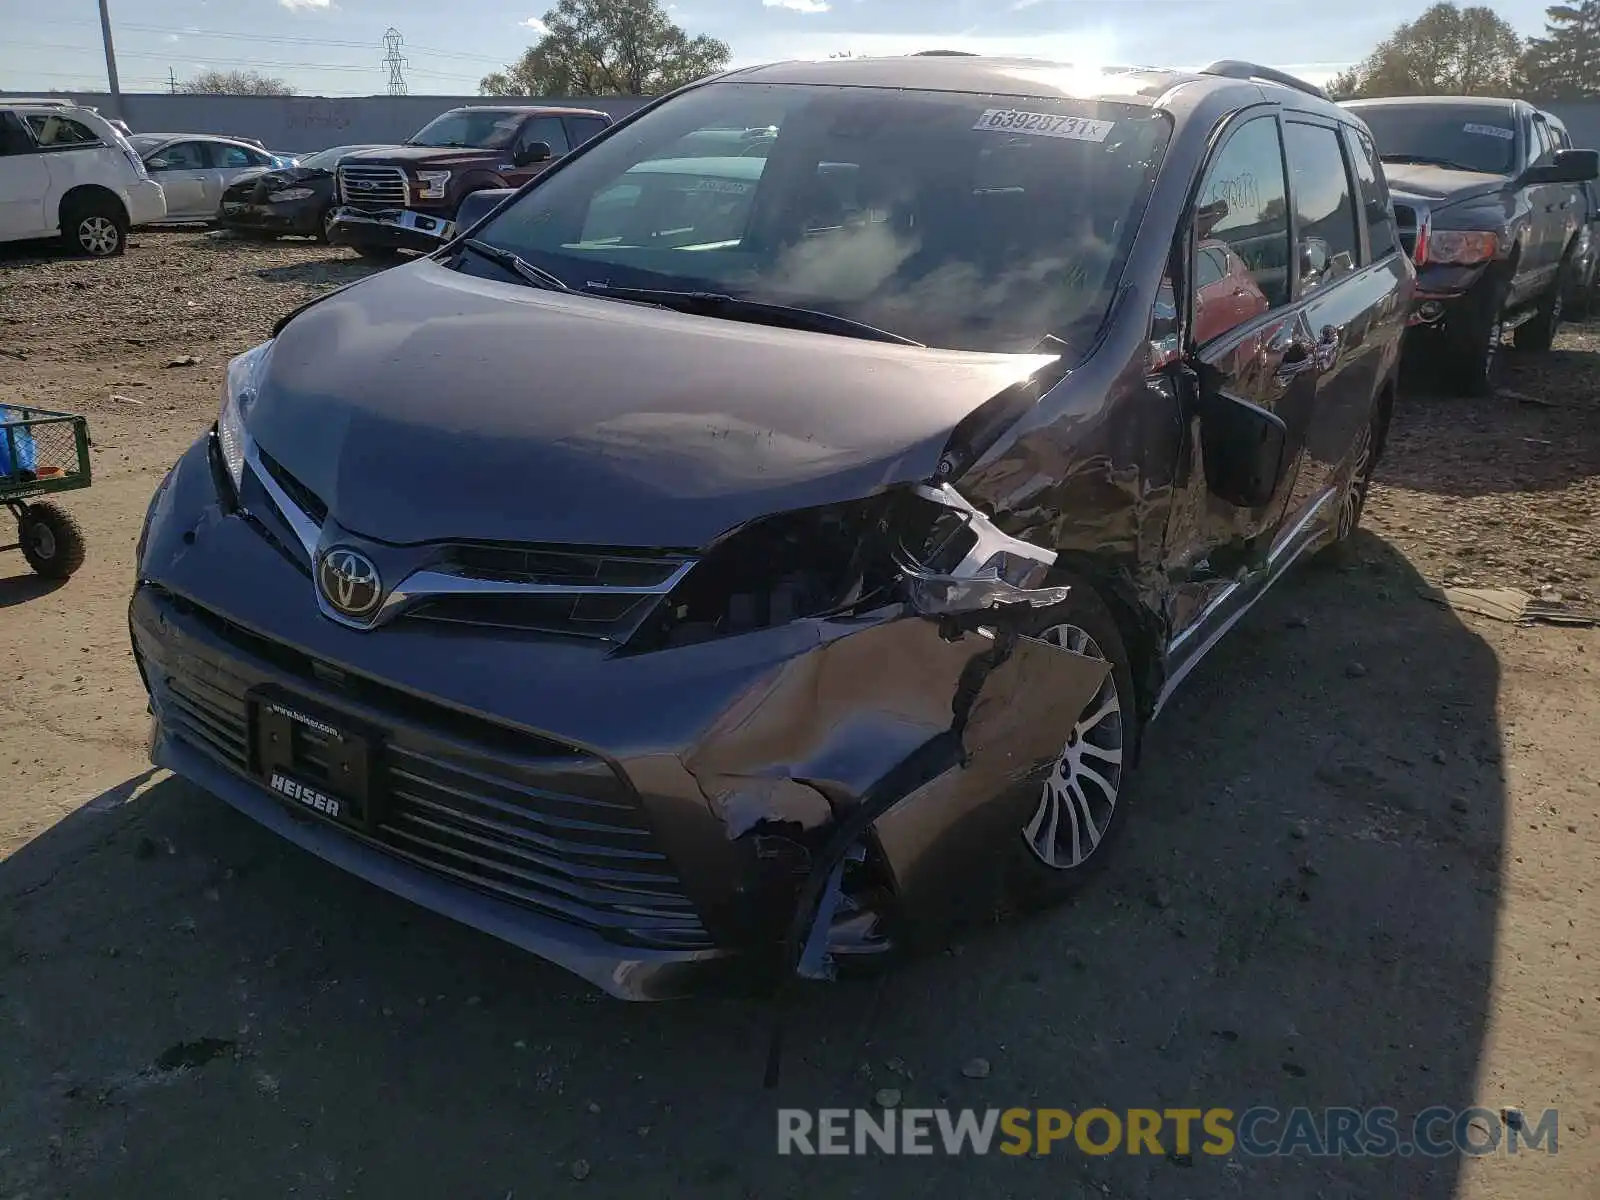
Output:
[{"xmin": 0, "ymin": 230, "xmax": 1596, "ymax": 1199}]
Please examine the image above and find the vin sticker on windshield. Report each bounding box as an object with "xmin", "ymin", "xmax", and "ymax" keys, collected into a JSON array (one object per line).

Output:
[
  {"xmin": 973, "ymin": 109, "xmax": 1115, "ymax": 142},
  {"xmin": 1464, "ymin": 123, "xmax": 1515, "ymax": 140}
]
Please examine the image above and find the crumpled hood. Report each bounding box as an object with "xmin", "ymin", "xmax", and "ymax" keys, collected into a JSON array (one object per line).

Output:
[
  {"xmin": 250, "ymin": 258, "xmax": 1057, "ymax": 549},
  {"xmin": 1383, "ymin": 162, "xmax": 1506, "ymax": 205}
]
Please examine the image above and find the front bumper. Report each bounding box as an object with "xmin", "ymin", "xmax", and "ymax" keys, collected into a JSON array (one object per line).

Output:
[
  {"xmin": 132, "ymin": 436, "xmax": 1108, "ymax": 997},
  {"xmin": 328, "ymin": 206, "xmax": 454, "ymax": 253},
  {"xmin": 1407, "ymin": 262, "xmax": 1493, "ymax": 326},
  {"xmin": 125, "ymin": 179, "xmax": 167, "ymax": 228},
  {"xmin": 219, "ymin": 198, "xmax": 323, "ymax": 236}
]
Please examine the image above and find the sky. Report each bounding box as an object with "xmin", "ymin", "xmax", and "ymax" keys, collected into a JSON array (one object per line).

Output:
[{"xmin": 0, "ymin": 0, "xmax": 1567, "ymax": 99}]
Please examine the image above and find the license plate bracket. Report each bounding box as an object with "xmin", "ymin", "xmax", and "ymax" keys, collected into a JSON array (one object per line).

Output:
[{"xmin": 251, "ymin": 689, "xmax": 377, "ymax": 831}]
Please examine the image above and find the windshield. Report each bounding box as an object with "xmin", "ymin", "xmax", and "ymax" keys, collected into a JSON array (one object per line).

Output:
[
  {"xmin": 128, "ymin": 134, "xmax": 165, "ymax": 154},
  {"xmin": 408, "ymin": 109, "xmax": 521, "ymax": 150},
  {"xmin": 1356, "ymin": 105, "xmax": 1519, "ymax": 175},
  {"xmin": 472, "ymin": 82, "xmax": 1170, "ymax": 353}
]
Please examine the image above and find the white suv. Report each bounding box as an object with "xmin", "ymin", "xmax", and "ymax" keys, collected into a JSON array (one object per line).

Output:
[{"xmin": 0, "ymin": 100, "xmax": 167, "ymax": 257}]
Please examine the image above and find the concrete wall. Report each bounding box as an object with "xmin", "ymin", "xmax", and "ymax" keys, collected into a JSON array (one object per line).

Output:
[{"xmin": 0, "ymin": 92, "xmax": 655, "ymax": 155}]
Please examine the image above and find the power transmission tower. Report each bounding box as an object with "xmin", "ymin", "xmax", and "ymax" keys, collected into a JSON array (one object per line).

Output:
[{"xmin": 382, "ymin": 28, "xmax": 408, "ymax": 96}]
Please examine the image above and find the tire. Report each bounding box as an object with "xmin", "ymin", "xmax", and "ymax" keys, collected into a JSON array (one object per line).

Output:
[
  {"xmin": 60, "ymin": 195, "xmax": 128, "ymax": 258},
  {"xmin": 316, "ymin": 207, "xmax": 337, "ymax": 244},
  {"xmin": 1323, "ymin": 397, "xmax": 1384, "ymax": 556},
  {"xmin": 1514, "ymin": 245, "xmax": 1573, "ymax": 352},
  {"xmin": 18, "ymin": 502, "xmax": 87, "ymax": 580},
  {"xmin": 1440, "ymin": 270, "xmax": 1508, "ymax": 396},
  {"xmin": 1006, "ymin": 577, "xmax": 1140, "ymax": 908}
]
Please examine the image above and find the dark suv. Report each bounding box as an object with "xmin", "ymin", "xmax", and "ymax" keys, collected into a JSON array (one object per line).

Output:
[
  {"xmin": 1343, "ymin": 96, "xmax": 1600, "ymax": 393},
  {"xmin": 328, "ymin": 105, "xmax": 613, "ymax": 259},
  {"xmin": 134, "ymin": 56, "xmax": 1412, "ymax": 1000}
]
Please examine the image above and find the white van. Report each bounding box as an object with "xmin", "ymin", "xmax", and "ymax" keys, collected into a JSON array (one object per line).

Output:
[{"xmin": 0, "ymin": 100, "xmax": 167, "ymax": 257}]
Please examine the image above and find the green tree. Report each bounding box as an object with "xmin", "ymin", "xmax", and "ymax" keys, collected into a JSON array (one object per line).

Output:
[
  {"xmin": 480, "ymin": 0, "xmax": 731, "ymax": 96},
  {"xmin": 1327, "ymin": 2, "xmax": 1525, "ymax": 98},
  {"xmin": 1521, "ymin": 3, "xmax": 1600, "ymax": 98},
  {"xmin": 179, "ymin": 69, "xmax": 296, "ymax": 96}
]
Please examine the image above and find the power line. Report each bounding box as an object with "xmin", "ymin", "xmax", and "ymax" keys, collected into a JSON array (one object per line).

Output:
[{"xmin": 6, "ymin": 40, "xmax": 485, "ymax": 81}]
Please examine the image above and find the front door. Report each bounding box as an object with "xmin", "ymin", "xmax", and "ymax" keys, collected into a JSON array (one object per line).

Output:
[
  {"xmin": 505, "ymin": 115, "xmax": 570, "ymax": 188},
  {"xmin": 145, "ymin": 141, "xmax": 211, "ymax": 219},
  {"xmin": 1161, "ymin": 108, "xmax": 1321, "ymax": 643}
]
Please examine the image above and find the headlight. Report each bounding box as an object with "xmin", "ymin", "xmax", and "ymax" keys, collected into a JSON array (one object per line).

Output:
[
  {"xmin": 267, "ymin": 186, "xmax": 315, "ymax": 203},
  {"xmin": 1424, "ymin": 230, "xmax": 1499, "ymax": 266},
  {"xmin": 217, "ymin": 340, "xmax": 272, "ymax": 492},
  {"xmin": 416, "ymin": 170, "xmax": 452, "ymax": 200}
]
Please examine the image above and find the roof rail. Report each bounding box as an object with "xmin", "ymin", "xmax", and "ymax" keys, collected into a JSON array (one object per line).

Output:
[
  {"xmin": 912, "ymin": 49, "xmax": 978, "ymax": 56},
  {"xmin": 3, "ymin": 97, "xmax": 79, "ymax": 108},
  {"xmin": 1199, "ymin": 59, "xmax": 1328, "ymax": 101}
]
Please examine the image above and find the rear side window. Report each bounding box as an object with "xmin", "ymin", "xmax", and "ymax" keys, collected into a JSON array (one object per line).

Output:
[
  {"xmin": 1345, "ymin": 127, "xmax": 1398, "ymax": 261},
  {"xmin": 218, "ymin": 145, "xmax": 259, "ymax": 169},
  {"xmin": 24, "ymin": 114, "xmax": 100, "ymax": 148},
  {"xmin": 1193, "ymin": 114, "xmax": 1291, "ymax": 313},
  {"xmin": 1284, "ymin": 122, "xmax": 1359, "ymax": 293},
  {"xmin": 567, "ymin": 116, "xmax": 609, "ymax": 147}
]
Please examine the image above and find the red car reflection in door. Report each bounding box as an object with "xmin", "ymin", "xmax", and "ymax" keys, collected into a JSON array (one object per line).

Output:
[{"xmin": 1194, "ymin": 239, "xmax": 1270, "ymax": 344}]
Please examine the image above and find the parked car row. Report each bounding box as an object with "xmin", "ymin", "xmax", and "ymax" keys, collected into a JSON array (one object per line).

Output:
[{"xmin": 134, "ymin": 56, "xmax": 1594, "ymax": 1009}]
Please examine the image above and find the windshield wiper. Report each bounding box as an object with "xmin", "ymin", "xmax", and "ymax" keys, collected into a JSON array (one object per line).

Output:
[
  {"xmin": 1381, "ymin": 153, "xmax": 1484, "ymax": 172},
  {"xmin": 455, "ymin": 239, "xmax": 569, "ymax": 291},
  {"xmin": 581, "ymin": 284, "xmax": 923, "ymax": 346}
]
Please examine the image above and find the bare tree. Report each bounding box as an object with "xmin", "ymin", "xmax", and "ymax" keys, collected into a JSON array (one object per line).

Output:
[
  {"xmin": 1328, "ymin": 2, "xmax": 1524, "ymax": 98},
  {"xmin": 179, "ymin": 70, "xmax": 297, "ymax": 97},
  {"xmin": 480, "ymin": 0, "xmax": 729, "ymax": 96}
]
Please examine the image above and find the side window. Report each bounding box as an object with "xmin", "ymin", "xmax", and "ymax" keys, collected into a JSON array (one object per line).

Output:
[
  {"xmin": 1191, "ymin": 114, "xmax": 1291, "ymax": 338},
  {"xmin": 148, "ymin": 141, "xmax": 208, "ymax": 171},
  {"xmin": 1345, "ymin": 127, "xmax": 1398, "ymax": 261},
  {"xmin": 0, "ymin": 112, "xmax": 37, "ymax": 157},
  {"xmin": 219, "ymin": 145, "xmax": 257, "ymax": 169},
  {"xmin": 519, "ymin": 116, "xmax": 570, "ymax": 157},
  {"xmin": 1284, "ymin": 121, "xmax": 1360, "ymax": 293},
  {"xmin": 23, "ymin": 114, "xmax": 100, "ymax": 148},
  {"xmin": 566, "ymin": 117, "xmax": 609, "ymax": 148},
  {"xmin": 1532, "ymin": 120, "xmax": 1556, "ymax": 166}
]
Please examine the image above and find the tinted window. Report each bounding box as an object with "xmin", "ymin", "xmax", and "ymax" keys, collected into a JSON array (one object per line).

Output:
[
  {"xmin": 0, "ymin": 112, "xmax": 35, "ymax": 157},
  {"xmin": 24, "ymin": 114, "xmax": 100, "ymax": 147},
  {"xmin": 567, "ymin": 117, "xmax": 609, "ymax": 147},
  {"xmin": 1345, "ymin": 127, "xmax": 1398, "ymax": 260},
  {"xmin": 1193, "ymin": 114, "xmax": 1290, "ymax": 312},
  {"xmin": 479, "ymin": 81, "xmax": 1171, "ymax": 354},
  {"xmin": 519, "ymin": 116, "xmax": 569, "ymax": 156},
  {"xmin": 148, "ymin": 141, "xmax": 208, "ymax": 171},
  {"xmin": 1284, "ymin": 122, "xmax": 1359, "ymax": 292},
  {"xmin": 1354, "ymin": 103, "xmax": 1517, "ymax": 175}
]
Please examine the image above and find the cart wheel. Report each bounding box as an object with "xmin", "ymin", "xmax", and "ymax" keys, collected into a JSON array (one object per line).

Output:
[{"xmin": 19, "ymin": 502, "xmax": 87, "ymax": 580}]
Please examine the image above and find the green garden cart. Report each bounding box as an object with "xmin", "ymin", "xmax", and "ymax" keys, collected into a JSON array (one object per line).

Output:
[{"xmin": 1, "ymin": 403, "xmax": 91, "ymax": 580}]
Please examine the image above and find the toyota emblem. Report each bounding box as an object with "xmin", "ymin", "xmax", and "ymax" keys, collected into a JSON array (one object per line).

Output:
[{"xmin": 317, "ymin": 547, "xmax": 383, "ymax": 622}]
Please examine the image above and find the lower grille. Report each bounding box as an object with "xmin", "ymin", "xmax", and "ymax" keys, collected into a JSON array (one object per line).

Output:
[
  {"xmin": 147, "ymin": 617, "xmax": 709, "ymax": 947},
  {"xmin": 339, "ymin": 164, "xmax": 407, "ymax": 208}
]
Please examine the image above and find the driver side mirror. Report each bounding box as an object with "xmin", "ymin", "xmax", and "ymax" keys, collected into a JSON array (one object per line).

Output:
[
  {"xmin": 1194, "ymin": 368, "xmax": 1288, "ymax": 509},
  {"xmin": 512, "ymin": 140, "xmax": 552, "ymax": 168},
  {"xmin": 1299, "ymin": 237, "xmax": 1329, "ymax": 280},
  {"xmin": 1522, "ymin": 147, "xmax": 1600, "ymax": 185},
  {"xmin": 146, "ymin": 157, "xmax": 169, "ymax": 171}
]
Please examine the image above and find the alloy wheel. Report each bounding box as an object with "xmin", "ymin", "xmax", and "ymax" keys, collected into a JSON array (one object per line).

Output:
[
  {"xmin": 1022, "ymin": 623, "xmax": 1125, "ymax": 871},
  {"xmin": 78, "ymin": 216, "xmax": 120, "ymax": 256},
  {"xmin": 1337, "ymin": 421, "xmax": 1375, "ymax": 539}
]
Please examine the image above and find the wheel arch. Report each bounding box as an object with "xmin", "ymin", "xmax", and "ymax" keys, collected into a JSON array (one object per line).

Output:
[
  {"xmin": 1045, "ymin": 553, "xmax": 1163, "ymax": 761},
  {"xmin": 58, "ymin": 184, "xmax": 128, "ymax": 230}
]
